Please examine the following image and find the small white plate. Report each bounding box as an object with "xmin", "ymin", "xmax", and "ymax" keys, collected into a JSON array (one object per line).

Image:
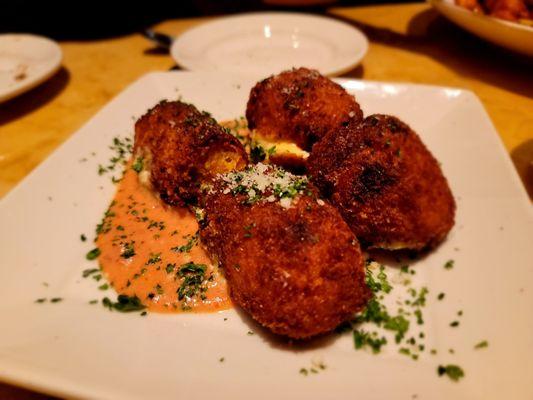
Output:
[
  {"xmin": 171, "ymin": 12, "xmax": 368, "ymax": 76},
  {"xmin": 428, "ymin": 0, "xmax": 533, "ymax": 56},
  {"xmin": 0, "ymin": 72, "xmax": 532, "ymax": 400},
  {"xmin": 0, "ymin": 34, "xmax": 62, "ymax": 103}
]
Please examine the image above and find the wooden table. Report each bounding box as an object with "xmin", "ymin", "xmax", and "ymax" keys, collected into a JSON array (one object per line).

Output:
[{"xmin": 0, "ymin": 3, "xmax": 532, "ymax": 398}]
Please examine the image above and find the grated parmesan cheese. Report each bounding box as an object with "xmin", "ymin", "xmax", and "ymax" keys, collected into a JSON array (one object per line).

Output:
[{"xmin": 213, "ymin": 163, "xmax": 310, "ymax": 209}]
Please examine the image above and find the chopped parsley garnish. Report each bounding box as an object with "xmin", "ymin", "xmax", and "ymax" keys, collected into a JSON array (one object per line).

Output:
[
  {"xmin": 98, "ymin": 283, "xmax": 109, "ymax": 291},
  {"xmin": 171, "ymin": 232, "xmax": 199, "ymax": 253},
  {"xmin": 474, "ymin": 340, "xmax": 488, "ymax": 349},
  {"xmin": 35, "ymin": 298, "xmax": 46, "ymax": 303},
  {"xmin": 146, "ymin": 252, "xmax": 162, "ymax": 265},
  {"xmin": 80, "ymin": 234, "xmax": 87, "ymax": 242},
  {"xmin": 353, "ymin": 330, "xmax": 387, "ymax": 353},
  {"xmin": 96, "ymin": 136, "xmax": 133, "ymax": 182},
  {"xmin": 102, "ymin": 295, "xmax": 146, "ymax": 312},
  {"xmin": 444, "ymin": 260, "xmax": 455, "ymax": 269},
  {"xmin": 437, "ymin": 292, "xmax": 445, "ymax": 300},
  {"xmin": 437, "ymin": 364, "xmax": 464, "ymax": 381},
  {"xmin": 414, "ymin": 309, "xmax": 424, "ymax": 325},
  {"xmin": 177, "ymin": 262, "xmax": 207, "ymax": 301},
  {"xmin": 82, "ymin": 268, "xmax": 100, "ymax": 278},
  {"xmin": 121, "ymin": 241, "xmax": 135, "ymax": 259},
  {"xmin": 365, "ymin": 263, "xmax": 392, "ymax": 294},
  {"xmin": 250, "ymin": 143, "xmax": 266, "ymax": 163},
  {"xmin": 86, "ymin": 248, "xmax": 101, "ymax": 260},
  {"xmin": 384, "ymin": 315, "xmax": 410, "ymax": 343},
  {"xmin": 450, "ymin": 321, "xmax": 460, "ymax": 327},
  {"xmin": 166, "ymin": 263, "xmax": 176, "ymax": 273},
  {"xmin": 50, "ymin": 297, "xmax": 63, "ymax": 303},
  {"xmin": 132, "ymin": 156, "xmax": 144, "ymax": 173}
]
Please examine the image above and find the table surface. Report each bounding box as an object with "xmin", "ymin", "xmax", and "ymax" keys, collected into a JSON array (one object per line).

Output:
[{"xmin": 1, "ymin": 3, "xmax": 532, "ymax": 398}]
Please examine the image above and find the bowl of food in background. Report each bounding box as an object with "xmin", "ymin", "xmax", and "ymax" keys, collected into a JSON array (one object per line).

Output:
[{"xmin": 428, "ymin": 0, "xmax": 533, "ymax": 56}]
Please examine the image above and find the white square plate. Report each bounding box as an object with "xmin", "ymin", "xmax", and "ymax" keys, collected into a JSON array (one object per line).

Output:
[{"xmin": 1, "ymin": 72, "xmax": 532, "ymax": 400}]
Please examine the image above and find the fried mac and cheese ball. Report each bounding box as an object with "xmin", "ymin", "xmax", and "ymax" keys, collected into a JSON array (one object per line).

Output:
[
  {"xmin": 200, "ymin": 164, "xmax": 370, "ymax": 339},
  {"xmin": 246, "ymin": 68, "xmax": 363, "ymax": 169},
  {"xmin": 134, "ymin": 101, "xmax": 248, "ymax": 206},
  {"xmin": 308, "ymin": 115, "xmax": 456, "ymax": 251}
]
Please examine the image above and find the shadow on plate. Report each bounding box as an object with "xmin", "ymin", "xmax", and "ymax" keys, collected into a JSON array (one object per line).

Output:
[
  {"xmin": 233, "ymin": 305, "xmax": 348, "ymax": 353},
  {"xmin": 366, "ymin": 247, "xmax": 431, "ymax": 269},
  {"xmin": 0, "ymin": 67, "xmax": 70, "ymax": 127},
  {"xmin": 338, "ymin": 63, "xmax": 365, "ymax": 79},
  {"xmin": 0, "ymin": 381, "xmax": 57, "ymax": 400},
  {"xmin": 329, "ymin": 9, "xmax": 533, "ymax": 99}
]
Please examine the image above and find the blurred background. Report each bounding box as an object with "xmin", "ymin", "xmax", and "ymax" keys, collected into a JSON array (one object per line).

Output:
[{"xmin": 0, "ymin": 0, "xmax": 419, "ymax": 39}]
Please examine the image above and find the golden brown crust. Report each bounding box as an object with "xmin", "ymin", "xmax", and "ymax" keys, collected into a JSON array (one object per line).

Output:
[
  {"xmin": 200, "ymin": 181, "xmax": 370, "ymax": 339},
  {"xmin": 134, "ymin": 101, "xmax": 248, "ymax": 206},
  {"xmin": 307, "ymin": 114, "xmax": 456, "ymax": 251},
  {"xmin": 246, "ymin": 67, "xmax": 363, "ymax": 151}
]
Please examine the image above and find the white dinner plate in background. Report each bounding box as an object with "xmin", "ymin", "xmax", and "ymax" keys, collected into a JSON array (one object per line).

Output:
[
  {"xmin": 428, "ymin": 0, "xmax": 533, "ymax": 56},
  {"xmin": 0, "ymin": 34, "xmax": 62, "ymax": 103},
  {"xmin": 171, "ymin": 12, "xmax": 368, "ymax": 76}
]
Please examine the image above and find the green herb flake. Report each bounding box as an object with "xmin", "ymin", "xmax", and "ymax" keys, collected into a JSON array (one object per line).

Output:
[
  {"xmin": 102, "ymin": 295, "xmax": 146, "ymax": 312},
  {"xmin": 177, "ymin": 262, "xmax": 207, "ymax": 301},
  {"xmin": 166, "ymin": 263, "xmax": 176, "ymax": 273},
  {"xmin": 35, "ymin": 298, "xmax": 46, "ymax": 303},
  {"xmin": 121, "ymin": 241, "xmax": 136, "ymax": 259},
  {"xmin": 132, "ymin": 156, "xmax": 144, "ymax": 173},
  {"xmin": 50, "ymin": 297, "xmax": 63, "ymax": 303},
  {"xmin": 385, "ymin": 315, "xmax": 410, "ymax": 343},
  {"xmin": 89, "ymin": 299, "xmax": 98, "ymax": 305},
  {"xmin": 299, "ymin": 368, "xmax": 309, "ymax": 376},
  {"xmin": 86, "ymin": 248, "xmax": 101, "ymax": 261},
  {"xmin": 353, "ymin": 330, "xmax": 387, "ymax": 353},
  {"xmin": 444, "ymin": 260, "xmax": 455, "ymax": 270},
  {"xmin": 437, "ymin": 364, "xmax": 464, "ymax": 381},
  {"xmin": 82, "ymin": 268, "xmax": 99, "ymax": 278},
  {"xmin": 437, "ymin": 292, "xmax": 445, "ymax": 301},
  {"xmin": 414, "ymin": 309, "xmax": 424, "ymax": 325},
  {"xmin": 98, "ymin": 283, "xmax": 109, "ymax": 291},
  {"xmin": 80, "ymin": 234, "xmax": 87, "ymax": 242},
  {"xmin": 171, "ymin": 232, "xmax": 199, "ymax": 253},
  {"xmin": 474, "ymin": 340, "xmax": 489, "ymax": 349},
  {"xmin": 450, "ymin": 321, "xmax": 460, "ymax": 327},
  {"xmin": 146, "ymin": 252, "xmax": 162, "ymax": 265}
]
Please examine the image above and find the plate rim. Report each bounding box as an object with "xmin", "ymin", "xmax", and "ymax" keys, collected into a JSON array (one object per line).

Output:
[
  {"xmin": 1, "ymin": 71, "xmax": 532, "ymax": 400},
  {"xmin": 0, "ymin": 33, "xmax": 63, "ymax": 103},
  {"xmin": 170, "ymin": 12, "xmax": 369, "ymax": 76}
]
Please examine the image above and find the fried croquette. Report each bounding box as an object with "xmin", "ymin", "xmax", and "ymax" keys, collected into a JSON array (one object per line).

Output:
[
  {"xmin": 246, "ymin": 67, "xmax": 363, "ymax": 153},
  {"xmin": 200, "ymin": 164, "xmax": 370, "ymax": 339},
  {"xmin": 134, "ymin": 100, "xmax": 248, "ymax": 206},
  {"xmin": 307, "ymin": 114, "xmax": 456, "ymax": 251}
]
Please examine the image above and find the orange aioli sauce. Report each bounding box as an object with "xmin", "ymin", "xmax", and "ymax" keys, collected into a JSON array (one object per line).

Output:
[{"xmin": 96, "ymin": 162, "xmax": 231, "ymax": 313}]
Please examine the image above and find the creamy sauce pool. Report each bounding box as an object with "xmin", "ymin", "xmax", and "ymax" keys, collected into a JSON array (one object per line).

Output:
[{"xmin": 97, "ymin": 163, "xmax": 231, "ymax": 313}]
